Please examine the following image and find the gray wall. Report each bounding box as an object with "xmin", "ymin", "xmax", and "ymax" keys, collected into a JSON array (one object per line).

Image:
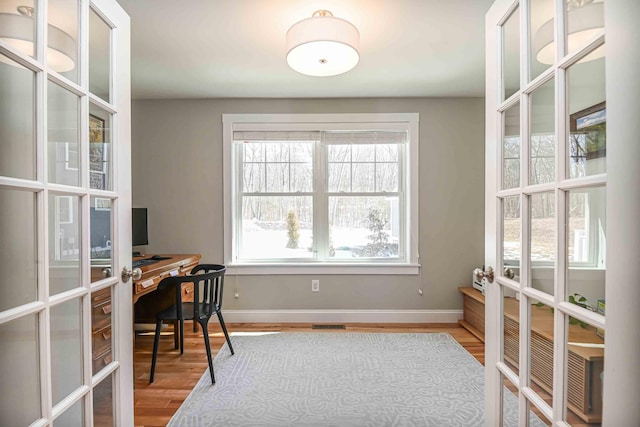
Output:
[{"xmin": 131, "ymin": 97, "xmax": 484, "ymax": 311}]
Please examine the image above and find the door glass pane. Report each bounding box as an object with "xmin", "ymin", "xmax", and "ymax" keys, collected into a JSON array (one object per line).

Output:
[
  {"xmin": 0, "ymin": 0, "xmax": 37, "ymax": 61},
  {"xmin": 504, "ymin": 381, "xmax": 550, "ymax": 426},
  {"xmin": 53, "ymin": 398, "xmax": 84, "ymax": 426},
  {"xmin": 89, "ymin": 105, "xmax": 112, "ymax": 190},
  {"xmin": 530, "ymin": 296, "xmax": 555, "ymax": 405},
  {"xmin": 0, "ymin": 188, "xmax": 37, "ymax": 311},
  {"xmin": 503, "ymin": 103, "xmax": 521, "ymax": 190},
  {"xmin": 91, "ymin": 286, "xmax": 112, "ymax": 375},
  {"xmin": 49, "ymin": 194, "xmax": 81, "ymax": 295},
  {"xmin": 503, "ymin": 196, "xmax": 520, "ymax": 281},
  {"xmin": 503, "ymin": 293, "xmax": 520, "ymax": 377},
  {"xmin": 48, "ymin": 80, "xmax": 80, "ymax": 186},
  {"xmin": 530, "ymin": 78, "xmax": 555, "ymax": 185},
  {"xmin": 529, "ymin": 402, "xmax": 552, "ymax": 426},
  {"xmin": 564, "ymin": 317, "xmax": 604, "ymax": 425},
  {"xmin": 328, "ymin": 196, "xmax": 399, "ymax": 259},
  {"xmin": 48, "ymin": 0, "xmax": 79, "ymax": 82},
  {"xmin": 530, "ymin": 0, "xmax": 555, "ymax": 78},
  {"xmin": 567, "ymin": 55, "xmax": 606, "ymax": 179},
  {"xmin": 90, "ymin": 197, "xmax": 113, "ymax": 282},
  {"xmin": 89, "ymin": 7, "xmax": 110, "ymax": 102},
  {"xmin": 565, "ymin": 0, "xmax": 604, "ymax": 61},
  {"xmin": 502, "ymin": 373, "xmax": 520, "ymax": 426},
  {"xmin": 0, "ymin": 55, "xmax": 36, "ymax": 180},
  {"xmin": 503, "ymin": 6, "xmax": 520, "ymax": 100},
  {"xmin": 567, "ymin": 187, "xmax": 605, "ymax": 301},
  {"xmin": 50, "ymin": 298, "xmax": 83, "ymax": 406},
  {"xmin": 0, "ymin": 314, "xmax": 40, "ymax": 426},
  {"xmin": 93, "ymin": 373, "xmax": 114, "ymax": 427},
  {"xmin": 530, "ymin": 192, "xmax": 555, "ymax": 295}
]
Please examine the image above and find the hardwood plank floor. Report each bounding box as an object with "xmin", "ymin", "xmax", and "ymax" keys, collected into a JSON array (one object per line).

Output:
[{"xmin": 134, "ymin": 322, "xmax": 483, "ymax": 427}]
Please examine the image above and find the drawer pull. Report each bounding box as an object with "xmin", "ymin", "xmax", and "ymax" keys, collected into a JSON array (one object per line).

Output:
[
  {"xmin": 102, "ymin": 331, "xmax": 111, "ymax": 340},
  {"xmin": 184, "ymin": 287, "xmax": 193, "ymax": 294},
  {"xmin": 102, "ymin": 304, "xmax": 112, "ymax": 315}
]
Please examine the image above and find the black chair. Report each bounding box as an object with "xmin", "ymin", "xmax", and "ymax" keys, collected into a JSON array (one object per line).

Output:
[{"xmin": 149, "ymin": 264, "xmax": 234, "ymax": 384}]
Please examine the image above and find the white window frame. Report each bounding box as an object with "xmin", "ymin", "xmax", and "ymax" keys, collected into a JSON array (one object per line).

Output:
[{"xmin": 222, "ymin": 113, "xmax": 420, "ymax": 275}]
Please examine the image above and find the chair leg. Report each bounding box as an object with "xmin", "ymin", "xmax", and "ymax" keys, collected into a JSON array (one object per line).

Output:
[
  {"xmin": 217, "ymin": 311, "xmax": 234, "ymax": 355},
  {"xmin": 150, "ymin": 319, "xmax": 163, "ymax": 384},
  {"xmin": 199, "ymin": 319, "xmax": 215, "ymax": 384}
]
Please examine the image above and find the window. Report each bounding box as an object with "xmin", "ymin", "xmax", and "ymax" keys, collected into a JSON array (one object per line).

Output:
[{"xmin": 223, "ymin": 114, "xmax": 419, "ymax": 274}]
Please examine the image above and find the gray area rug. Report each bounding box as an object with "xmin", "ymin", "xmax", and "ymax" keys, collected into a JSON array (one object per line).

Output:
[{"xmin": 168, "ymin": 332, "xmax": 544, "ymax": 426}]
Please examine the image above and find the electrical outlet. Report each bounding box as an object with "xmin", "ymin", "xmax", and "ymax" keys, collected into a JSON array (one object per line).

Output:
[{"xmin": 311, "ymin": 280, "xmax": 320, "ymax": 292}]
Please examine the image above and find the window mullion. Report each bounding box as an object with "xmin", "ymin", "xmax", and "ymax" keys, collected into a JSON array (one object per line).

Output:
[{"xmin": 315, "ymin": 140, "xmax": 328, "ymax": 260}]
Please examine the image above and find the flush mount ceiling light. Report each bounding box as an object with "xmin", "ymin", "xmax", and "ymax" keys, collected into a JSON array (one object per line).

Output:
[
  {"xmin": 534, "ymin": 0, "xmax": 604, "ymax": 65},
  {"xmin": 286, "ymin": 10, "xmax": 360, "ymax": 77},
  {"xmin": 0, "ymin": 5, "xmax": 76, "ymax": 72}
]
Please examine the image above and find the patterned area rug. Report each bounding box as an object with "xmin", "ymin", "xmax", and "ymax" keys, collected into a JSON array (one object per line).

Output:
[{"xmin": 168, "ymin": 332, "xmax": 543, "ymax": 426}]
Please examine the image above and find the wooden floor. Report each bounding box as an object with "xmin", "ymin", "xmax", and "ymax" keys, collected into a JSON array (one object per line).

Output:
[{"xmin": 133, "ymin": 322, "xmax": 483, "ymax": 427}]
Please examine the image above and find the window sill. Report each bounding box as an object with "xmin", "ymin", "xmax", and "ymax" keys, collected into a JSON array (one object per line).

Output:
[{"xmin": 226, "ymin": 263, "xmax": 421, "ymax": 275}]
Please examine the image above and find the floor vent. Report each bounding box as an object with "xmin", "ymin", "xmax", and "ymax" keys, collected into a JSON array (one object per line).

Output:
[{"xmin": 312, "ymin": 324, "xmax": 346, "ymax": 330}]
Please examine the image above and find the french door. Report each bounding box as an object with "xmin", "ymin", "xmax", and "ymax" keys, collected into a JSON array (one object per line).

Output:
[
  {"xmin": 485, "ymin": 0, "xmax": 640, "ymax": 425},
  {"xmin": 0, "ymin": 0, "xmax": 132, "ymax": 425}
]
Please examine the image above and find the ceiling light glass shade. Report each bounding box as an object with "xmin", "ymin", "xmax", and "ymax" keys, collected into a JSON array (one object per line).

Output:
[
  {"xmin": 0, "ymin": 12, "xmax": 76, "ymax": 72},
  {"xmin": 286, "ymin": 10, "xmax": 359, "ymax": 77},
  {"xmin": 534, "ymin": 1, "xmax": 603, "ymax": 65}
]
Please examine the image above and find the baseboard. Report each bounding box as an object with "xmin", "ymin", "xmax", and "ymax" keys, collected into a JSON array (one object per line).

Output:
[{"xmin": 222, "ymin": 309, "xmax": 463, "ymax": 324}]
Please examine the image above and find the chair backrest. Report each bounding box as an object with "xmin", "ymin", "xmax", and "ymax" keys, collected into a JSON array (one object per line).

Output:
[
  {"xmin": 156, "ymin": 266, "xmax": 225, "ymax": 320},
  {"xmin": 190, "ymin": 264, "xmax": 227, "ymax": 310}
]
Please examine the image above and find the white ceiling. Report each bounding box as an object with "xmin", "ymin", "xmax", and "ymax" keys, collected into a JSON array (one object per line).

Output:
[{"xmin": 116, "ymin": 0, "xmax": 495, "ymax": 100}]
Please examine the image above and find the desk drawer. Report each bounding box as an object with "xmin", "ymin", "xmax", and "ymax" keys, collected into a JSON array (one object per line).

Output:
[
  {"xmin": 92, "ymin": 350, "xmax": 112, "ymax": 375},
  {"xmin": 182, "ymin": 282, "xmax": 194, "ymax": 302},
  {"xmin": 135, "ymin": 276, "xmax": 161, "ymax": 294},
  {"xmin": 93, "ymin": 325, "xmax": 112, "ymax": 357},
  {"xmin": 92, "ymin": 287, "xmax": 110, "ymax": 304},
  {"xmin": 92, "ymin": 301, "xmax": 112, "ymax": 331}
]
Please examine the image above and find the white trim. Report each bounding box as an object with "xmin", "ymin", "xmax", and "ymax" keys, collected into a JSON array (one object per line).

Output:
[
  {"xmin": 227, "ymin": 263, "xmax": 420, "ymax": 275},
  {"xmin": 223, "ymin": 113, "xmax": 418, "ymax": 125},
  {"xmin": 222, "ymin": 309, "xmax": 462, "ymax": 324}
]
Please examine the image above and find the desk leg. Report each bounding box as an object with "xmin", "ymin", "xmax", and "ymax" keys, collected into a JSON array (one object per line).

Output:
[{"xmin": 173, "ymin": 320, "xmax": 180, "ymax": 349}]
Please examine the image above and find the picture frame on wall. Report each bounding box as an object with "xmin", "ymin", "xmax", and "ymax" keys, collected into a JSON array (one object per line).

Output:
[{"xmin": 570, "ymin": 102, "xmax": 606, "ymax": 160}]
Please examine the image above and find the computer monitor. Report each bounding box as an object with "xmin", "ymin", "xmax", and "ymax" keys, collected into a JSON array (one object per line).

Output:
[{"xmin": 132, "ymin": 208, "xmax": 148, "ymax": 246}]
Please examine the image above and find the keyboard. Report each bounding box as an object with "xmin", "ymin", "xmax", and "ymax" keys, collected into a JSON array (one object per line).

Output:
[{"xmin": 132, "ymin": 258, "xmax": 159, "ymax": 268}]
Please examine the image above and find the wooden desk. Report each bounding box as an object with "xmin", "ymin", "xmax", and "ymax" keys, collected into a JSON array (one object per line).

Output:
[
  {"xmin": 132, "ymin": 254, "xmax": 201, "ymax": 347},
  {"xmin": 459, "ymin": 287, "xmax": 604, "ymax": 423},
  {"xmin": 132, "ymin": 254, "xmax": 201, "ymax": 304}
]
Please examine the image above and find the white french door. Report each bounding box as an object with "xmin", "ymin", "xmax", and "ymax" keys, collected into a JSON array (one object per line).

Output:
[
  {"xmin": 485, "ymin": 0, "xmax": 640, "ymax": 425},
  {"xmin": 0, "ymin": 0, "xmax": 132, "ymax": 425}
]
